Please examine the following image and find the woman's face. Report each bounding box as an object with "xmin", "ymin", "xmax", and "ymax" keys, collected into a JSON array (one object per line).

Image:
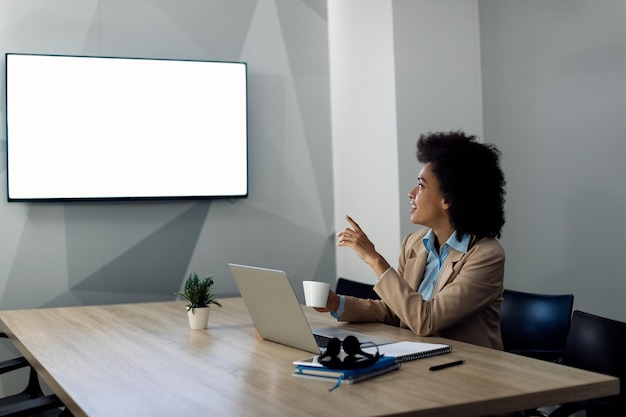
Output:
[{"xmin": 408, "ymin": 163, "xmax": 450, "ymax": 228}]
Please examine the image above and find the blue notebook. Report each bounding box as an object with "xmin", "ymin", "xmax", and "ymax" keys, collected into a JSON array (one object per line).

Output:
[{"xmin": 293, "ymin": 355, "xmax": 400, "ymax": 390}]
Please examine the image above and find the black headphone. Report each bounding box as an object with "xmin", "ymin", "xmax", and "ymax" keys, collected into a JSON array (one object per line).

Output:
[{"xmin": 318, "ymin": 335, "xmax": 380, "ymax": 369}]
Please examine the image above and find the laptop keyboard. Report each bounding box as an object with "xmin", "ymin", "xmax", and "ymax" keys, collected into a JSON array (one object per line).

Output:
[{"xmin": 314, "ymin": 333, "xmax": 332, "ymax": 349}]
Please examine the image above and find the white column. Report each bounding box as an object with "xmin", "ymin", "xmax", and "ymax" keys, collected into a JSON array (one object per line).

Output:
[{"xmin": 329, "ymin": 0, "xmax": 400, "ymax": 283}]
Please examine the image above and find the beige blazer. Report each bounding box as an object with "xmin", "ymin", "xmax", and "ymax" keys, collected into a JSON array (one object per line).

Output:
[{"xmin": 340, "ymin": 228, "xmax": 505, "ymax": 350}]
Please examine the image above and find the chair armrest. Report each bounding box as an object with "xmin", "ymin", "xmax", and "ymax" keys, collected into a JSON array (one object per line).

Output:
[
  {"xmin": 0, "ymin": 358, "xmax": 29, "ymax": 375},
  {"xmin": 548, "ymin": 403, "xmax": 587, "ymax": 417},
  {"xmin": 0, "ymin": 394, "xmax": 63, "ymax": 417}
]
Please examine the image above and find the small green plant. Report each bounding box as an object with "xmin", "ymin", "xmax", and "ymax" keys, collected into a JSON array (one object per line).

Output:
[{"xmin": 175, "ymin": 272, "xmax": 222, "ymax": 313}]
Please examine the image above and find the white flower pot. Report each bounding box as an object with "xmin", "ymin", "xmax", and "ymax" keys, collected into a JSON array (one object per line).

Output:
[{"xmin": 187, "ymin": 307, "xmax": 210, "ymax": 330}]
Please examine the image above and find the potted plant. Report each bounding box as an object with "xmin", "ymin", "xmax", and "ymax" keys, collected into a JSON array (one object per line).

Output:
[{"xmin": 175, "ymin": 272, "xmax": 222, "ymax": 330}]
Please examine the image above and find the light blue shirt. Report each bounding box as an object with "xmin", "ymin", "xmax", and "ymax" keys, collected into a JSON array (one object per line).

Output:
[
  {"xmin": 418, "ymin": 230, "xmax": 470, "ymax": 301},
  {"xmin": 331, "ymin": 229, "xmax": 470, "ymax": 319}
]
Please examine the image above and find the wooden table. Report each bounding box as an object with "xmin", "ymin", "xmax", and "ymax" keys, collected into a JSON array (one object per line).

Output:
[{"xmin": 0, "ymin": 298, "xmax": 618, "ymax": 417}]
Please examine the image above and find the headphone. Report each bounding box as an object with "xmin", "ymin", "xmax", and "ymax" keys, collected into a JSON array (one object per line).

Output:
[{"xmin": 318, "ymin": 335, "xmax": 380, "ymax": 369}]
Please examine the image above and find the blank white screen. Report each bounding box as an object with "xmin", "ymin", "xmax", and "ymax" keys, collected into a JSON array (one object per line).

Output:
[{"xmin": 6, "ymin": 54, "xmax": 248, "ymax": 200}]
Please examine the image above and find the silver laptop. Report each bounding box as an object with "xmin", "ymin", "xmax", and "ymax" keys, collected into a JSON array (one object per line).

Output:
[{"xmin": 228, "ymin": 263, "xmax": 396, "ymax": 354}]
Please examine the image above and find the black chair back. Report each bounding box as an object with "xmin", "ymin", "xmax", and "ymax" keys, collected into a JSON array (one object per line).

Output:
[
  {"xmin": 335, "ymin": 278, "xmax": 380, "ymax": 300},
  {"xmin": 561, "ymin": 310, "xmax": 626, "ymax": 396},
  {"xmin": 548, "ymin": 310, "xmax": 626, "ymax": 417},
  {"xmin": 500, "ymin": 289, "xmax": 573, "ymax": 362}
]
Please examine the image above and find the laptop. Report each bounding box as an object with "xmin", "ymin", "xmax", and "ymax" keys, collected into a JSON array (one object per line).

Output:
[{"xmin": 228, "ymin": 263, "xmax": 396, "ymax": 354}]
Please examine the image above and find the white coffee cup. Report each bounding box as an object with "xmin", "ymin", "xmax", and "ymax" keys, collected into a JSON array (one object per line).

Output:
[{"xmin": 302, "ymin": 281, "xmax": 330, "ymax": 307}]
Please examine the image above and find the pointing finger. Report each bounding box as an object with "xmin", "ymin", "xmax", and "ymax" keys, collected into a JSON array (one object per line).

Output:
[{"xmin": 345, "ymin": 215, "xmax": 362, "ymax": 232}]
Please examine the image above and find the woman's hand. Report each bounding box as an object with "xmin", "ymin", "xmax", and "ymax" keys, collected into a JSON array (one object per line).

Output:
[
  {"xmin": 313, "ymin": 290, "xmax": 340, "ymax": 313},
  {"xmin": 336, "ymin": 215, "xmax": 391, "ymax": 276}
]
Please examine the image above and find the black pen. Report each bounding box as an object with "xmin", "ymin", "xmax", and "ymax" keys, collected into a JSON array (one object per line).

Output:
[{"xmin": 429, "ymin": 360, "xmax": 464, "ymax": 371}]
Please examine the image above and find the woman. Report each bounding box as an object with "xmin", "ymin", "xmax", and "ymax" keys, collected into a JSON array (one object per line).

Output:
[{"xmin": 316, "ymin": 131, "xmax": 506, "ymax": 349}]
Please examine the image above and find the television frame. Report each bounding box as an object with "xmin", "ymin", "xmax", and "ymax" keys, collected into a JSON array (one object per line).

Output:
[{"xmin": 4, "ymin": 53, "xmax": 249, "ymax": 202}]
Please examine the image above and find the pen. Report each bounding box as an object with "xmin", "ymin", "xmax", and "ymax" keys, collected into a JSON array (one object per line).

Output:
[{"xmin": 429, "ymin": 360, "xmax": 464, "ymax": 371}]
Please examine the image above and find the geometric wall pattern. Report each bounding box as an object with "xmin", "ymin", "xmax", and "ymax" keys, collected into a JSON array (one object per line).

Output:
[{"xmin": 0, "ymin": 0, "xmax": 334, "ymax": 394}]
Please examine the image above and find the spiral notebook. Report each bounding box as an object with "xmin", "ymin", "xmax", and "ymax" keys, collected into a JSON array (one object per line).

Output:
[
  {"xmin": 363, "ymin": 341, "xmax": 451, "ymax": 363},
  {"xmin": 293, "ymin": 341, "xmax": 451, "ymax": 369}
]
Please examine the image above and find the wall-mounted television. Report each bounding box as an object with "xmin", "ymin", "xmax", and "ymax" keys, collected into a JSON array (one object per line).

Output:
[{"xmin": 5, "ymin": 53, "xmax": 248, "ymax": 201}]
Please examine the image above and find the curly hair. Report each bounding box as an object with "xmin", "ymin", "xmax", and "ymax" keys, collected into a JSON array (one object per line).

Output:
[{"xmin": 416, "ymin": 131, "xmax": 506, "ymax": 240}]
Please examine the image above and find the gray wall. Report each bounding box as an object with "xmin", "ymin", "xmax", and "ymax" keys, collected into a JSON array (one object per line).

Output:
[
  {"xmin": 480, "ymin": 0, "xmax": 626, "ymax": 321},
  {"xmin": 0, "ymin": 0, "xmax": 335, "ymax": 311}
]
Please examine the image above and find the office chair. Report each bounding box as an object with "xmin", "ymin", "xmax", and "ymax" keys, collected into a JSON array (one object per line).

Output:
[
  {"xmin": 500, "ymin": 289, "xmax": 574, "ymax": 362},
  {"xmin": 0, "ymin": 333, "xmax": 65, "ymax": 417},
  {"xmin": 547, "ymin": 310, "xmax": 626, "ymax": 417},
  {"xmin": 500, "ymin": 289, "xmax": 574, "ymax": 417},
  {"xmin": 335, "ymin": 278, "xmax": 380, "ymax": 300}
]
